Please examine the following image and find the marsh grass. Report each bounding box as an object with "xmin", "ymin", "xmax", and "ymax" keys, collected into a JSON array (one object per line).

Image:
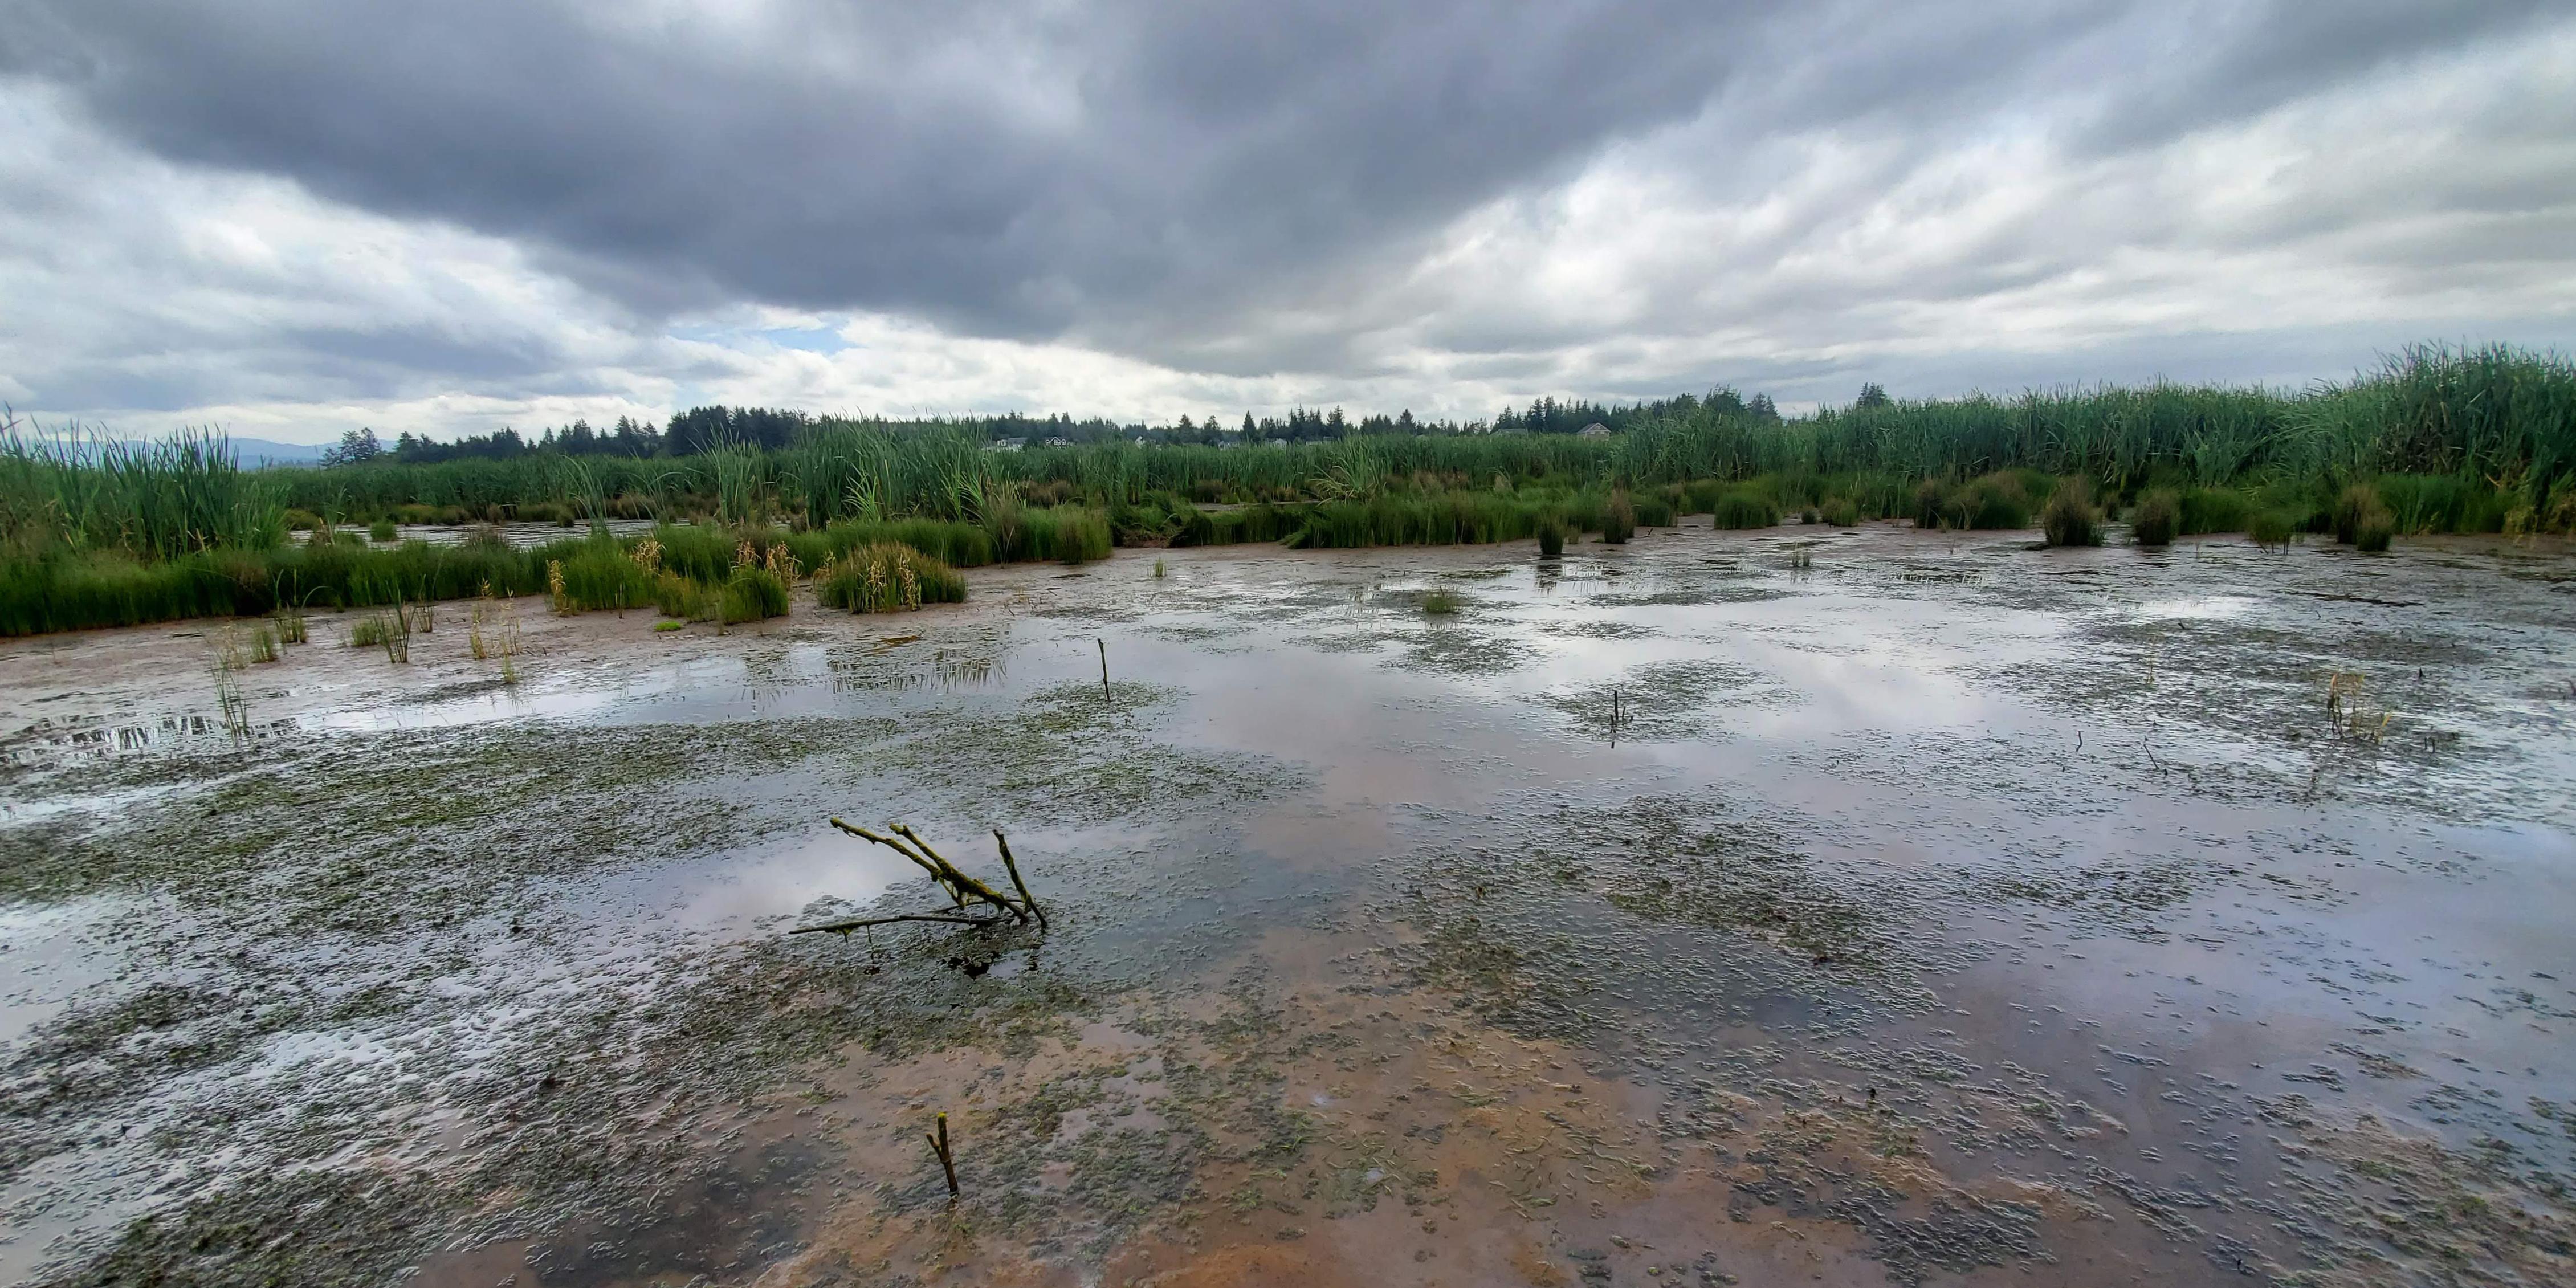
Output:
[
  {"xmin": 1420, "ymin": 588, "xmax": 1464, "ymax": 615},
  {"xmin": 1915, "ymin": 472, "xmax": 2038, "ymax": 530},
  {"xmin": 212, "ymin": 622, "xmax": 276, "ymax": 671},
  {"xmin": 2131, "ymin": 490, "xmax": 2179, "ymax": 547},
  {"xmin": 1602, "ymin": 492, "xmax": 1636, "ymax": 545},
  {"xmin": 2249, "ymin": 511, "xmax": 2296, "ymax": 552},
  {"xmin": 2332, "ymin": 482, "xmax": 2400, "ymax": 553},
  {"xmin": 2041, "ymin": 478, "xmax": 2103, "ymax": 547},
  {"xmin": 816, "ymin": 543, "xmax": 965, "ymax": 613},
  {"xmin": 349, "ymin": 609, "xmax": 410, "ymax": 662},
  {"xmin": 13, "ymin": 342, "xmax": 2574, "ymax": 635},
  {"xmin": 2324, "ymin": 672, "xmax": 2392, "ymax": 744},
  {"xmin": 466, "ymin": 592, "xmax": 523, "ymax": 680},
  {"xmin": 206, "ymin": 341, "xmax": 2571, "ymax": 537},
  {"xmin": 719, "ymin": 566, "xmax": 791, "ymax": 624},
  {"xmin": 1536, "ymin": 518, "xmax": 1566, "ymax": 559},
  {"xmin": 1710, "ymin": 490, "xmax": 1779, "ymax": 530},
  {"xmin": 368, "ymin": 519, "xmax": 396, "ymax": 543},
  {"xmin": 210, "ymin": 657, "xmax": 250, "ymax": 740},
  {"xmin": 272, "ymin": 606, "xmax": 307, "ymax": 645}
]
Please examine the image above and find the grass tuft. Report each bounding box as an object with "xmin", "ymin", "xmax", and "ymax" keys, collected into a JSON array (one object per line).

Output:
[
  {"xmin": 1710, "ymin": 490, "xmax": 1778, "ymax": 530},
  {"xmin": 2041, "ymin": 478, "xmax": 2103, "ymax": 547},
  {"xmin": 1602, "ymin": 492, "xmax": 1636, "ymax": 545},
  {"xmin": 815, "ymin": 543, "xmax": 965, "ymax": 614},
  {"xmin": 2249, "ymin": 510, "xmax": 2296, "ymax": 551},
  {"xmin": 719, "ymin": 566, "xmax": 790, "ymax": 624},
  {"xmin": 2131, "ymin": 490, "xmax": 2179, "ymax": 546}
]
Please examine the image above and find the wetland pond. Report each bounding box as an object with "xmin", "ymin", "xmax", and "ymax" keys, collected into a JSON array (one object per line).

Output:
[{"xmin": 2, "ymin": 523, "xmax": 2573, "ymax": 1287}]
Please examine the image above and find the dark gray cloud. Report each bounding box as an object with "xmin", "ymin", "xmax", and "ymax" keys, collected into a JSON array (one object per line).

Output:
[
  {"xmin": 0, "ymin": 0, "xmax": 2569, "ymax": 438},
  {"xmin": 13, "ymin": 0, "xmax": 2553, "ymax": 355},
  {"xmin": 3, "ymin": 0, "xmax": 1772, "ymax": 339}
]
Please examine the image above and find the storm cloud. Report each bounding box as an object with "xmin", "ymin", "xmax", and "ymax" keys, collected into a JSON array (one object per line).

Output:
[{"xmin": 2, "ymin": 0, "xmax": 2571, "ymax": 437}]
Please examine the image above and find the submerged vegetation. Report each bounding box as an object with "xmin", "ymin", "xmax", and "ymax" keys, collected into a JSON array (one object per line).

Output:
[{"xmin": 5, "ymin": 343, "xmax": 2573, "ymax": 633}]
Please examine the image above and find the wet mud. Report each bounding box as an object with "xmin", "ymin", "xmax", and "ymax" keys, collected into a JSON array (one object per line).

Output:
[{"xmin": 3, "ymin": 523, "xmax": 2572, "ymax": 1286}]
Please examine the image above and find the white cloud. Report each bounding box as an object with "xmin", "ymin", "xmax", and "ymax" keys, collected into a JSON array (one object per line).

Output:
[{"xmin": 2, "ymin": 8, "xmax": 2572, "ymax": 442}]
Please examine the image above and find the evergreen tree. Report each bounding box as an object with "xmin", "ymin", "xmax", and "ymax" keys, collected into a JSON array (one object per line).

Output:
[{"xmin": 321, "ymin": 427, "xmax": 384, "ymax": 467}]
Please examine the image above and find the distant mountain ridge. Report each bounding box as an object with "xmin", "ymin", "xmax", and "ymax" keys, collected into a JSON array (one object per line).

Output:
[
  {"xmin": 4, "ymin": 435, "xmax": 329, "ymax": 467},
  {"xmin": 225, "ymin": 438, "xmax": 329, "ymax": 467}
]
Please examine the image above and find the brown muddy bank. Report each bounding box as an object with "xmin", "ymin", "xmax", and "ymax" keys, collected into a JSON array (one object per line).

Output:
[{"xmin": 2, "ymin": 523, "xmax": 2572, "ymax": 1287}]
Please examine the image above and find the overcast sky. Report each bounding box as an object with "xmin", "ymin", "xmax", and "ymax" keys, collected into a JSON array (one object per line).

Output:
[{"xmin": 3, "ymin": 1, "xmax": 2571, "ymax": 443}]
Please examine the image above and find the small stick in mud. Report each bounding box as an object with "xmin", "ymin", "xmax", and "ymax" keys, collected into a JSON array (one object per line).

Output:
[
  {"xmin": 929, "ymin": 1111, "xmax": 959, "ymax": 1199},
  {"xmin": 994, "ymin": 829, "xmax": 1046, "ymax": 930},
  {"xmin": 1098, "ymin": 637, "xmax": 1111, "ymax": 705}
]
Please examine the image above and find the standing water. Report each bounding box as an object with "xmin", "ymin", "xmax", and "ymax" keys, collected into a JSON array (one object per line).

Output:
[{"xmin": 2, "ymin": 523, "xmax": 2571, "ymax": 1286}]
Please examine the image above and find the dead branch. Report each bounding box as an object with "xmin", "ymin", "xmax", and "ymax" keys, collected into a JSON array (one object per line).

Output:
[
  {"xmin": 801, "ymin": 819, "xmax": 1052, "ymax": 943},
  {"xmin": 994, "ymin": 829, "xmax": 1046, "ymax": 930},
  {"xmin": 790, "ymin": 912, "xmax": 1006, "ymax": 934},
  {"xmin": 830, "ymin": 817, "xmax": 955, "ymax": 898},
  {"xmin": 894, "ymin": 822, "xmax": 1026, "ymax": 923}
]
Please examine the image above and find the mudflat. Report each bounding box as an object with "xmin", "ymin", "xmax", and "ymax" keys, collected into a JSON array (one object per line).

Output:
[{"xmin": 4, "ymin": 523, "xmax": 2572, "ymax": 1287}]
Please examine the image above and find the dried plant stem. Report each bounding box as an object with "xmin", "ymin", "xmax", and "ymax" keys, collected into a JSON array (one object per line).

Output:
[
  {"xmin": 790, "ymin": 912, "xmax": 1003, "ymax": 934},
  {"xmin": 929, "ymin": 1112, "xmax": 959, "ymax": 1198},
  {"xmin": 994, "ymin": 829, "xmax": 1046, "ymax": 929}
]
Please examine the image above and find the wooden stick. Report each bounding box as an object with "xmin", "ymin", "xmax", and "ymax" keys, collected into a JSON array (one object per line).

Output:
[
  {"xmin": 930, "ymin": 1111, "xmax": 959, "ymax": 1198},
  {"xmin": 1098, "ymin": 637, "xmax": 1111, "ymax": 704},
  {"xmin": 893, "ymin": 824, "xmax": 1025, "ymax": 922},
  {"xmin": 993, "ymin": 830, "xmax": 1046, "ymax": 930},
  {"xmin": 789, "ymin": 912, "xmax": 1005, "ymax": 934}
]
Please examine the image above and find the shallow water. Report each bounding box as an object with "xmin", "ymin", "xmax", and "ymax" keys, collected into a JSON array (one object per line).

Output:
[{"xmin": 1, "ymin": 523, "xmax": 2571, "ymax": 1287}]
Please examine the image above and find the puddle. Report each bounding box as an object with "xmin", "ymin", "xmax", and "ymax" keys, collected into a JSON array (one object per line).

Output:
[{"xmin": 1, "ymin": 528, "xmax": 2571, "ymax": 1286}]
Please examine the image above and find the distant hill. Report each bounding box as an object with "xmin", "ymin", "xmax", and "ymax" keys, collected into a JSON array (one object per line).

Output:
[
  {"xmin": 3, "ymin": 434, "xmax": 328, "ymax": 467},
  {"xmin": 229, "ymin": 438, "xmax": 328, "ymax": 467}
]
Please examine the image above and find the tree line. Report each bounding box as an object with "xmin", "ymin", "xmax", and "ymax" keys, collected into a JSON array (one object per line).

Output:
[{"xmin": 313, "ymin": 388, "xmax": 1798, "ymax": 467}]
